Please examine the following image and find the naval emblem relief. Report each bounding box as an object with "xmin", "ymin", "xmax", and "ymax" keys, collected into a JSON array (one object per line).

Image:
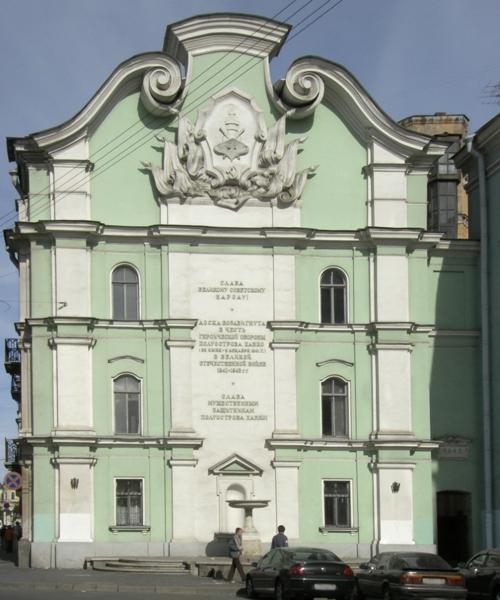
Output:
[{"xmin": 142, "ymin": 88, "xmax": 317, "ymax": 210}]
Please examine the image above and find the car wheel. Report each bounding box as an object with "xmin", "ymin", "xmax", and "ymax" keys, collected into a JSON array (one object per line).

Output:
[
  {"xmin": 246, "ymin": 576, "xmax": 258, "ymax": 598},
  {"xmin": 492, "ymin": 587, "xmax": 500, "ymax": 600},
  {"xmin": 383, "ymin": 585, "xmax": 392, "ymax": 600},
  {"xmin": 275, "ymin": 579, "xmax": 287, "ymax": 600}
]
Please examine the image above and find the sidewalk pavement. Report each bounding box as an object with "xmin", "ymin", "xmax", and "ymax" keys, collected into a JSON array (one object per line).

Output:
[{"xmin": 0, "ymin": 554, "xmax": 240, "ymax": 594}]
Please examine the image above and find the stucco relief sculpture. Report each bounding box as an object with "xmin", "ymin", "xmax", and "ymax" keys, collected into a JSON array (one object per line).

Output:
[{"xmin": 142, "ymin": 88, "xmax": 316, "ymax": 209}]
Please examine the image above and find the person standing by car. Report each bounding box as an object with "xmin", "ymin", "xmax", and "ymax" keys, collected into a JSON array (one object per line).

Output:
[
  {"xmin": 227, "ymin": 527, "xmax": 245, "ymax": 583},
  {"xmin": 271, "ymin": 525, "xmax": 288, "ymax": 549}
]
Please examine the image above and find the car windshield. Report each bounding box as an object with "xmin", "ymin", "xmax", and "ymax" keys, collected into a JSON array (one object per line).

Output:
[
  {"xmin": 289, "ymin": 549, "xmax": 340, "ymax": 562},
  {"xmin": 395, "ymin": 554, "xmax": 451, "ymax": 570}
]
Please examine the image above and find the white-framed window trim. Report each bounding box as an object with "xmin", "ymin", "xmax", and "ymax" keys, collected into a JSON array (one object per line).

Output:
[
  {"xmin": 319, "ymin": 266, "xmax": 349, "ymax": 324},
  {"xmin": 110, "ymin": 263, "xmax": 141, "ymax": 321},
  {"xmin": 319, "ymin": 478, "xmax": 358, "ymax": 533},
  {"xmin": 320, "ymin": 375, "xmax": 351, "ymax": 439},
  {"xmin": 111, "ymin": 372, "xmax": 143, "ymax": 436},
  {"xmin": 109, "ymin": 477, "xmax": 150, "ymax": 533}
]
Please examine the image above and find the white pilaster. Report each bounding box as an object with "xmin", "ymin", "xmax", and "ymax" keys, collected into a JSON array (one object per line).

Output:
[
  {"xmin": 169, "ymin": 458, "xmax": 198, "ymax": 545},
  {"xmin": 272, "ymin": 254, "xmax": 296, "ymax": 320},
  {"xmin": 271, "ymin": 342, "xmax": 299, "ymax": 437},
  {"xmin": 54, "ymin": 246, "xmax": 90, "ymax": 316},
  {"xmin": 50, "ymin": 337, "xmax": 95, "ymax": 435},
  {"xmin": 166, "ymin": 340, "xmax": 196, "ymax": 435},
  {"xmin": 18, "ymin": 340, "xmax": 32, "ymax": 435},
  {"xmin": 375, "ymin": 462, "xmax": 415, "ymax": 545},
  {"xmin": 365, "ymin": 163, "xmax": 408, "ymax": 227},
  {"xmin": 375, "ymin": 254, "xmax": 409, "ymax": 322},
  {"xmin": 53, "ymin": 457, "xmax": 96, "ymax": 542},
  {"xmin": 51, "ymin": 138, "xmax": 90, "ymax": 220},
  {"xmin": 272, "ymin": 460, "xmax": 301, "ymax": 541},
  {"xmin": 372, "ymin": 343, "xmax": 414, "ymax": 438}
]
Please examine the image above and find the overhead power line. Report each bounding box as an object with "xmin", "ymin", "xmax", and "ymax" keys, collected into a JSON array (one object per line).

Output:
[{"xmin": 3, "ymin": 0, "xmax": 346, "ymax": 228}]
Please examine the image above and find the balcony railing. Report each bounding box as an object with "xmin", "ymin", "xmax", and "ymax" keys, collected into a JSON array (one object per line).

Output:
[
  {"xmin": 4, "ymin": 438, "xmax": 20, "ymax": 468},
  {"xmin": 4, "ymin": 338, "xmax": 20, "ymax": 374}
]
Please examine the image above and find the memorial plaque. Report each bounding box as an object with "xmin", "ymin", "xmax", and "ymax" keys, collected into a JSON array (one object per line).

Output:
[{"xmin": 191, "ymin": 253, "xmax": 274, "ymax": 442}]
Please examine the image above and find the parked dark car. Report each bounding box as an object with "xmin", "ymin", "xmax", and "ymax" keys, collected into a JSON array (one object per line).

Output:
[
  {"xmin": 459, "ymin": 548, "xmax": 500, "ymax": 600},
  {"xmin": 356, "ymin": 552, "xmax": 466, "ymax": 600},
  {"xmin": 245, "ymin": 546, "xmax": 355, "ymax": 599}
]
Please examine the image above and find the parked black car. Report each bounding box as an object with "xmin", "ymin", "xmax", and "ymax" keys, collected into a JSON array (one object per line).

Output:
[
  {"xmin": 356, "ymin": 552, "xmax": 466, "ymax": 600},
  {"xmin": 459, "ymin": 548, "xmax": 500, "ymax": 600},
  {"xmin": 245, "ymin": 546, "xmax": 355, "ymax": 599}
]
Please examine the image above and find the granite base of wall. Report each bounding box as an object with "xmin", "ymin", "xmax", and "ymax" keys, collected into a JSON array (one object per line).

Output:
[{"xmin": 26, "ymin": 540, "xmax": 436, "ymax": 568}]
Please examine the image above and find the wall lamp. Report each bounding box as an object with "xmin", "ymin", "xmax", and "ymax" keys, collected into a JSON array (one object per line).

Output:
[
  {"xmin": 391, "ymin": 481, "xmax": 400, "ymax": 493},
  {"xmin": 70, "ymin": 478, "xmax": 79, "ymax": 490}
]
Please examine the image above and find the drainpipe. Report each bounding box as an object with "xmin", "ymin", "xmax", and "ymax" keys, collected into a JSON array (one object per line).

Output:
[{"xmin": 466, "ymin": 135, "xmax": 493, "ymax": 547}]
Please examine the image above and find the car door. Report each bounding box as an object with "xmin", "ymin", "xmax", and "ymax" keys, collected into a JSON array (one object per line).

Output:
[
  {"xmin": 474, "ymin": 553, "xmax": 500, "ymax": 599},
  {"xmin": 359, "ymin": 554, "xmax": 391, "ymax": 598},
  {"xmin": 462, "ymin": 552, "xmax": 488, "ymax": 600},
  {"xmin": 252, "ymin": 551, "xmax": 274, "ymax": 591},
  {"xmin": 259, "ymin": 549, "xmax": 284, "ymax": 592}
]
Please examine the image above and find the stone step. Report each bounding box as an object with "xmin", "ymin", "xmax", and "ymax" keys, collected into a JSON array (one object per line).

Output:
[{"xmin": 88, "ymin": 557, "xmax": 190, "ymax": 574}]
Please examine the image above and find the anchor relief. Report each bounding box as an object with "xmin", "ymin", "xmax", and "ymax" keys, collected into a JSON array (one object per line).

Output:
[{"xmin": 142, "ymin": 88, "xmax": 317, "ymax": 210}]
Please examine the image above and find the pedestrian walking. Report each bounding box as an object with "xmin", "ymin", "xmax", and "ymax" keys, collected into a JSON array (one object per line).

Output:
[
  {"xmin": 271, "ymin": 525, "xmax": 288, "ymax": 549},
  {"xmin": 227, "ymin": 527, "xmax": 245, "ymax": 582}
]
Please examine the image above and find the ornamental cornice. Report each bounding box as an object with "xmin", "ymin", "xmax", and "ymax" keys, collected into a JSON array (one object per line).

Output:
[
  {"xmin": 273, "ymin": 56, "xmax": 447, "ymax": 158},
  {"xmin": 50, "ymin": 457, "xmax": 97, "ymax": 467},
  {"xmin": 6, "ymin": 222, "xmax": 479, "ymax": 254},
  {"xmin": 48, "ymin": 336, "xmax": 96, "ymax": 348},
  {"xmin": 20, "ymin": 434, "xmax": 204, "ymax": 449},
  {"xmin": 267, "ymin": 321, "xmax": 368, "ymax": 333},
  {"xmin": 26, "ymin": 53, "xmax": 183, "ymax": 150},
  {"xmin": 431, "ymin": 240, "xmax": 480, "ymax": 256},
  {"xmin": 266, "ymin": 438, "xmax": 439, "ymax": 451},
  {"xmin": 164, "ymin": 13, "xmax": 290, "ymax": 62},
  {"xmin": 18, "ymin": 317, "xmax": 196, "ymax": 332}
]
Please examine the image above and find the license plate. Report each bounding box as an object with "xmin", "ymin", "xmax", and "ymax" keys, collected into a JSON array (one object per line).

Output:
[
  {"xmin": 314, "ymin": 583, "xmax": 337, "ymax": 591},
  {"xmin": 422, "ymin": 577, "xmax": 446, "ymax": 585}
]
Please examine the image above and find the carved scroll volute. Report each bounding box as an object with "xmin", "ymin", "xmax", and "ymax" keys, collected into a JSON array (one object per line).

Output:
[
  {"xmin": 278, "ymin": 64, "xmax": 325, "ymax": 119},
  {"xmin": 141, "ymin": 58, "xmax": 183, "ymax": 116}
]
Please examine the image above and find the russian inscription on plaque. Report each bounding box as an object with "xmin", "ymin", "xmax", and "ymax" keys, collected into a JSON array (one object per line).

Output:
[{"xmin": 189, "ymin": 256, "xmax": 274, "ymax": 435}]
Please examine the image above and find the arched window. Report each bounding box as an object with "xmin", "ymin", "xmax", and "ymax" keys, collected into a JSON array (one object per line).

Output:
[
  {"xmin": 114, "ymin": 375, "xmax": 141, "ymax": 434},
  {"xmin": 321, "ymin": 377, "xmax": 348, "ymax": 438},
  {"xmin": 320, "ymin": 268, "xmax": 347, "ymax": 324},
  {"xmin": 112, "ymin": 265, "xmax": 139, "ymax": 320}
]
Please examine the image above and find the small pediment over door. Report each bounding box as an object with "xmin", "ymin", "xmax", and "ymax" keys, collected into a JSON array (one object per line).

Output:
[{"xmin": 208, "ymin": 453, "xmax": 263, "ymax": 476}]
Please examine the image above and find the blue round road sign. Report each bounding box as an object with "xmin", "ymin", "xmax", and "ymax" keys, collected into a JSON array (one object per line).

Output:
[{"xmin": 4, "ymin": 472, "xmax": 21, "ymax": 491}]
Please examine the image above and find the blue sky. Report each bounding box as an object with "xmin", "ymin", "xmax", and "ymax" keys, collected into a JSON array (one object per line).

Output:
[{"xmin": 0, "ymin": 0, "xmax": 498, "ymax": 471}]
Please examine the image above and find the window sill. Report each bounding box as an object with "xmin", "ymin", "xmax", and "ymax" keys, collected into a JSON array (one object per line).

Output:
[
  {"xmin": 319, "ymin": 526, "xmax": 359, "ymax": 534},
  {"xmin": 109, "ymin": 525, "xmax": 151, "ymax": 534}
]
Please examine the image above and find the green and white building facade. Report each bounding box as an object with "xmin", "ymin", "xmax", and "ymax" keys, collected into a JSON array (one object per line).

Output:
[{"xmin": 5, "ymin": 14, "xmax": 484, "ymax": 568}]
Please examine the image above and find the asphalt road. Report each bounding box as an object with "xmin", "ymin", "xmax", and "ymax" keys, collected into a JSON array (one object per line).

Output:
[{"xmin": 0, "ymin": 582, "xmax": 247, "ymax": 600}]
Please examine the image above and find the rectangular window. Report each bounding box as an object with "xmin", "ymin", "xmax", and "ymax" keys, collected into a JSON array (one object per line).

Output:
[
  {"xmin": 428, "ymin": 179, "xmax": 458, "ymax": 238},
  {"xmin": 324, "ymin": 480, "xmax": 351, "ymax": 528},
  {"xmin": 116, "ymin": 479, "xmax": 143, "ymax": 526}
]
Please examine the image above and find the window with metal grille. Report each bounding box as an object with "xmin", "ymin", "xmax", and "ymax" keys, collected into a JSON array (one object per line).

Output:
[
  {"xmin": 324, "ymin": 480, "xmax": 351, "ymax": 528},
  {"xmin": 116, "ymin": 479, "xmax": 143, "ymax": 526},
  {"xmin": 114, "ymin": 375, "xmax": 140, "ymax": 434},
  {"xmin": 112, "ymin": 265, "xmax": 139, "ymax": 320},
  {"xmin": 321, "ymin": 377, "xmax": 348, "ymax": 438},
  {"xmin": 320, "ymin": 269, "xmax": 347, "ymax": 324}
]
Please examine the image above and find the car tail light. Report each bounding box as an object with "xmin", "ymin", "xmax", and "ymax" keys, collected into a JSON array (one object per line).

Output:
[
  {"xmin": 289, "ymin": 564, "xmax": 305, "ymax": 576},
  {"xmin": 400, "ymin": 572, "xmax": 423, "ymax": 584},
  {"xmin": 342, "ymin": 565, "xmax": 354, "ymax": 577},
  {"xmin": 446, "ymin": 575, "xmax": 465, "ymax": 586}
]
